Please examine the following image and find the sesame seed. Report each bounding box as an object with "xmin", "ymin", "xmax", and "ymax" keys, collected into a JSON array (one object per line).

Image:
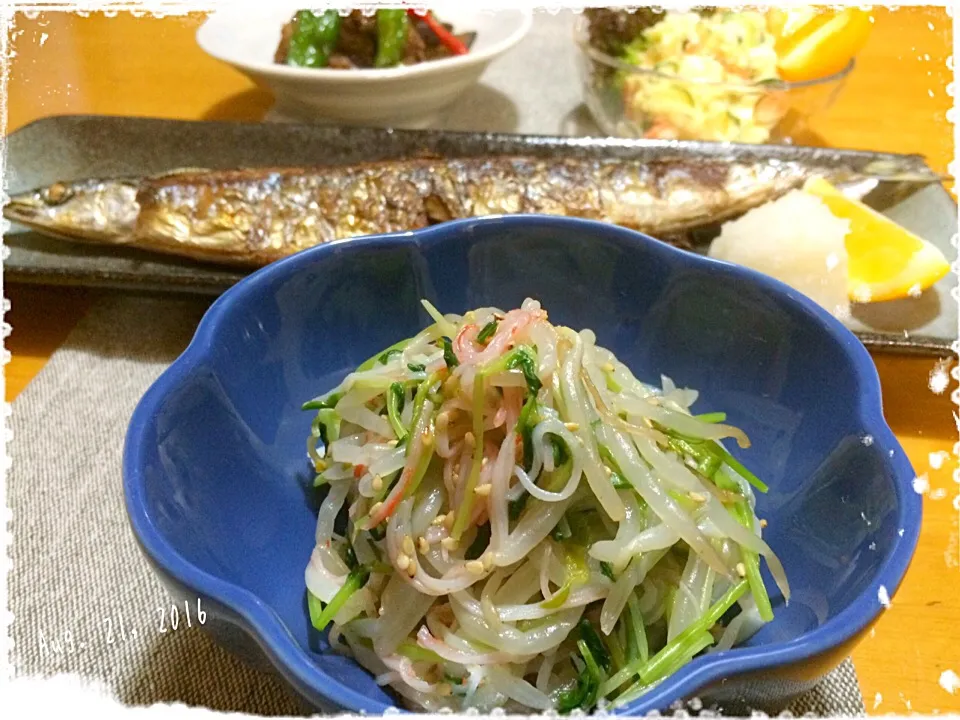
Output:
[
  {"xmin": 466, "ymin": 560, "xmax": 485, "ymax": 575},
  {"xmin": 402, "ymin": 535, "xmax": 415, "ymax": 556},
  {"xmin": 431, "ymin": 515, "xmax": 445, "ymax": 526},
  {"xmin": 565, "ymin": 422, "xmax": 580, "ymax": 432},
  {"xmin": 759, "ymin": 518, "xmax": 768, "ymax": 528},
  {"xmin": 418, "ymin": 537, "xmax": 430, "ymax": 554},
  {"xmin": 443, "ymin": 512, "xmax": 455, "ymax": 530},
  {"xmin": 387, "ymin": 439, "xmax": 399, "ymax": 447},
  {"xmin": 481, "ymin": 457, "xmax": 489, "ymax": 467},
  {"xmin": 482, "ymin": 552, "xmax": 494, "ymax": 570},
  {"xmin": 406, "ymin": 558, "xmax": 417, "ymax": 577},
  {"xmin": 441, "ymin": 537, "xmax": 458, "ymax": 551},
  {"xmin": 372, "ymin": 475, "xmax": 384, "ymax": 492},
  {"xmin": 603, "ymin": 363, "xmax": 615, "ymax": 373},
  {"xmin": 464, "ymin": 432, "xmax": 475, "ymax": 447},
  {"xmin": 474, "ymin": 484, "xmax": 492, "ymax": 497},
  {"xmin": 689, "ymin": 491, "xmax": 708, "ymax": 503},
  {"xmin": 378, "ymin": 606, "xmax": 385, "ymax": 617},
  {"xmin": 735, "ymin": 562, "xmax": 747, "ymax": 577},
  {"xmin": 396, "ymin": 553, "xmax": 411, "ymax": 571}
]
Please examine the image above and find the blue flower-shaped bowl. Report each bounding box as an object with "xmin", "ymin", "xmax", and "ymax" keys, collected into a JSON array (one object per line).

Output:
[{"xmin": 123, "ymin": 214, "xmax": 920, "ymax": 714}]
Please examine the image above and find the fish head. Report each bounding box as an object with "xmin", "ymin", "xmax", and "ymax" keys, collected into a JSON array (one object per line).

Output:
[{"xmin": 3, "ymin": 178, "xmax": 140, "ymax": 244}]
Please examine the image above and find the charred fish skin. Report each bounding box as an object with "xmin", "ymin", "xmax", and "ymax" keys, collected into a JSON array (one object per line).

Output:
[
  {"xmin": 135, "ymin": 157, "xmax": 806, "ymax": 261},
  {"xmin": 4, "ymin": 156, "xmax": 818, "ymax": 267}
]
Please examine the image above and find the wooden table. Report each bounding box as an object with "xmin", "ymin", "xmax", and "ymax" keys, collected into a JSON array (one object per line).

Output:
[{"xmin": 6, "ymin": 8, "xmax": 959, "ymax": 714}]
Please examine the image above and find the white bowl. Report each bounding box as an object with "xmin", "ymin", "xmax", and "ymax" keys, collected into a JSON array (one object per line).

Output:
[{"xmin": 197, "ymin": 5, "xmax": 532, "ymax": 128}]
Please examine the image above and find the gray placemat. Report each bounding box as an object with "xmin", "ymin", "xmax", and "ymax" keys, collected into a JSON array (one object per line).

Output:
[{"xmin": 8, "ymin": 294, "xmax": 866, "ymax": 716}]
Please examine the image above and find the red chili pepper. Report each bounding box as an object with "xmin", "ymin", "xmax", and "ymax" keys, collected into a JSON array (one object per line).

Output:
[
  {"xmin": 353, "ymin": 464, "xmax": 367, "ymax": 479},
  {"xmin": 407, "ymin": 9, "xmax": 468, "ymax": 56}
]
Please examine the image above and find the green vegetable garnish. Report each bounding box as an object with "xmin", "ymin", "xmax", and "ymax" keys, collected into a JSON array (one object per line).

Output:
[
  {"xmin": 307, "ymin": 565, "xmax": 371, "ymax": 632},
  {"xmin": 599, "ymin": 561, "xmax": 617, "ymax": 581},
  {"xmin": 601, "ymin": 580, "xmax": 748, "ymax": 696},
  {"xmin": 662, "ymin": 426, "xmax": 768, "ymax": 493},
  {"xmin": 407, "ymin": 362, "xmax": 426, "ymax": 373},
  {"xmin": 517, "ymin": 394, "xmax": 540, "ymax": 472},
  {"xmin": 715, "ymin": 470, "xmax": 773, "ymax": 621},
  {"xmin": 440, "ymin": 337, "xmax": 459, "ymax": 369},
  {"xmin": 503, "ymin": 346, "xmax": 542, "ymax": 394},
  {"xmin": 310, "ymin": 408, "xmax": 341, "ymax": 459},
  {"xmin": 625, "ymin": 593, "xmax": 648, "ymax": 664},
  {"xmin": 356, "ymin": 338, "xmax": 412, "ymax": 374},
  {"xmin": 477, "ymin": 319, "xmax": 499, "ymax": 344},
  {"xmin": 556, "ymin": 622, "xmax": 607, "ymax": 712},
  {"xmin": 387, "ymin": 382, "xmax": 408, "ymax": 440},
  {"xmin": 302, "ymin": 391, "xmax": 342, "ymax": 411},
  {"xmin": 578, "ymin": 618, "xmax": 612, "ymax": 673}
]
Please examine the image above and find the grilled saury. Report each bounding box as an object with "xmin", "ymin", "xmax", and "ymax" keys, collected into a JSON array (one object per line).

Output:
[{"xmin": 5, "ymin": 156, "xmax": 847, "ymax": 266}]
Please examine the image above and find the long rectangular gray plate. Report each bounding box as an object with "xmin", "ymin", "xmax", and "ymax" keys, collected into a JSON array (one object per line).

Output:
[{"xmin": 4, "ymin": 114, "xmax": 957, "ymax": 356}]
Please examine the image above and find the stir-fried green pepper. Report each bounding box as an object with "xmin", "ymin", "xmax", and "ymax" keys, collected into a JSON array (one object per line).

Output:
[
  {"xmin": 375, "ymin": 9, "xmax": 409, "ymax": 68},
  {"xmin": 286, "ymin": 10, "xmax": 342, "ymax": 69}
]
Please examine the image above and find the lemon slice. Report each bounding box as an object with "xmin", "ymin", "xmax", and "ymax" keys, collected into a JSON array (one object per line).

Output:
[{"xmin": 803, "ymin": 177, "xmax": 952, "ymax": 303}]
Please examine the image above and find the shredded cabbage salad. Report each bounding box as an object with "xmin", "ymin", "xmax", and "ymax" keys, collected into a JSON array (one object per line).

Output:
[{"xmin": 300, "ymin": 298, "xmax": 788, "ymax": 712}]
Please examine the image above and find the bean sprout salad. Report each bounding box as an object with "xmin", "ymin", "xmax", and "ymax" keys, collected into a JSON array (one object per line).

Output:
[{"xmin": 301, "ymin": 299, "xmax": 788, "ymax": 712}]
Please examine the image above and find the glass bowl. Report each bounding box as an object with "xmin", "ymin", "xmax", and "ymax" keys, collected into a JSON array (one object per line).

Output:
[{"xmin": 574, "ymin": 16, "xmax": 854, "ymax": 144}]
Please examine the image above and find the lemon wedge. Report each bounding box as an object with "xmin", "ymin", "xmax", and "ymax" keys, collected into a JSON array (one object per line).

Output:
[
  {"xmin": 776, "ymin": 9, "xmax": 873, "ymax": 82},
  {"xmin": 803, "ymin": 177, "xmax": 951, "ymax": 303}
]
